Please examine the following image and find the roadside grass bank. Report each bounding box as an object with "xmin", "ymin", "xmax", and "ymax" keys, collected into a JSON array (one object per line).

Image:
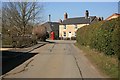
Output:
[{"xmin": 75, "ymin": 43, "xmax": 118, "ymax": 78}]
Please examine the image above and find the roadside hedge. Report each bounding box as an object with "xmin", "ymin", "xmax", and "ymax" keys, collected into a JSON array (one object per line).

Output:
[
  {"xmin": 76, "ymin": 17, "xmax": 120, "ymax": 55},
  {"xmin": 2, "ymin": 35, "xmax": 37, "ymax": 48}
]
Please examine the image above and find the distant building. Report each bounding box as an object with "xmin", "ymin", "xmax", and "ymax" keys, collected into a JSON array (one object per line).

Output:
[
  {"xmin": 105, "ymin": 13, "xmax": 120, "ymax": 20},
  {"xmin": 59, "ymin": 10, "xmax": 103, "ymax": 40},
  {"xmin": 41, "ymin": 22, "xmax": 60, "ymax": 39}
]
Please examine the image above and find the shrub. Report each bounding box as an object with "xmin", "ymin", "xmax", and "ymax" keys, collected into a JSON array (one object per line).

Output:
[
  {"xmin": 11, "ymin": 35, "xmax": 37, "ymax": 48},
  {"xmin": 71, "ymin": 37, "xmax": 76, "ymax": 40},
  {"xmin": 2, "ymin": 35, "xmax": 13, "ymax": 47},
  {"xmin": 32, "ymin": 25, "xmax": 47, "ymax": 41},
  {"xmin": 76, "ymin": 17, "xmax": 120, "ymax": 55}
]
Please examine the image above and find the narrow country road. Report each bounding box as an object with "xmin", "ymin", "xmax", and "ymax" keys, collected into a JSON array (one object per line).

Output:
[{"xmin": 2, "ymin": 40, "xmax": 104, "ymax": 78}]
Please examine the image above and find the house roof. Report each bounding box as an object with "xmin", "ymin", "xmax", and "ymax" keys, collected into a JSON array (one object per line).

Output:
[
  {"xmin": 105, "ymin": 13, "xmax": 120, "ymax": 20},
  {"xmin": 61, "ymin": 16, "xmax": 98, "ymax": 25},
  {"xmin": 42, "ymin": 22, "xmax": 60, "ymax": 32}
]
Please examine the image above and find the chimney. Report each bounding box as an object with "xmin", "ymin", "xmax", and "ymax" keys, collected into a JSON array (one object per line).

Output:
[
  {"xmin": 49, "ymin": 14, "xmax": 51, "ymax": 22},
  {"xmin": 98, "ymin": 17, "xmax": 104, "ymax": 21},
  {"xmin": 85, "ymin": 10, "xmax": 89, "ymax": 19},
  {"xmin": 64, "ymin": 12, "xmax": 68, "ymax": 20},
  {"xmin": 100, "ymin": 17, "xmax": 104, "ymax": 21},
  {"xmin": 101, "ymin": 17, "xmax": 104, "ymax": 20}
]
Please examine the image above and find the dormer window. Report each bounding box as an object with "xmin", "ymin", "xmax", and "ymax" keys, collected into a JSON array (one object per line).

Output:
[{"xmin": 64, "ymin": 25, "xmax": 66, "ymax": 29}]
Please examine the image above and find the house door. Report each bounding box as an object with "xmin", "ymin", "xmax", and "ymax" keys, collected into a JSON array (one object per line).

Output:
[{"xmin": 68, "ymin": 32, "xmax": 72, "ymax": 38}]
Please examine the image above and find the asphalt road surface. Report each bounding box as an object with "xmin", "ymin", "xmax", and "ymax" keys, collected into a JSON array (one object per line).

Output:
[{"xmin": 2, "ymin": 40, "xmax": 105, "ymax": 78}]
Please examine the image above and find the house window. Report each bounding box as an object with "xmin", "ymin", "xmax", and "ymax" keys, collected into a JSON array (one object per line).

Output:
[
  {"xmin": 63, "ymin": 32, "xmax": 66, "ymax": 37},
  {"xmin": 64, "ymin": 25, "xmax": 66, "ymax": 29},
  {"xmin": 75, "ymin": 25, "xmax": 77, "ymax": 29},
  {"xmin": 75, "ymin": 32, "xmax": 76, "ymax": 36}
]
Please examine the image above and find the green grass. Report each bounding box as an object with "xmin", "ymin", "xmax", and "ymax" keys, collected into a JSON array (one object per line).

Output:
[{"xmin": 75, "ymin": 43, "xmax": 118, "ymax": 78}]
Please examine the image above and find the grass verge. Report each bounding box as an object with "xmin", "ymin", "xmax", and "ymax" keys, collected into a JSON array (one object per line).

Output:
[{"xmin": 75, "ymin": 42, "xmax": 118, "ymax": 78}]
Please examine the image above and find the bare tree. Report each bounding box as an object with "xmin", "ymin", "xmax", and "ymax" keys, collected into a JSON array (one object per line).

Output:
[{"xmin": 2, "ymin": 2, "xmax": 44, "ymax": 36}]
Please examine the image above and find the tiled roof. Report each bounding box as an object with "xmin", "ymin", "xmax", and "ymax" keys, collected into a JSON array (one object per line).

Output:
[
  {"xmin": 105, "ymin": 13, "xmax": 120, "ymax": 20},
  {"xmin": 61, "ymin": 16, "xmax": 97, "ymax": 25},
  {"xmin": 42, "ymin": 22, "xmax": 60, "ymax": 32}
]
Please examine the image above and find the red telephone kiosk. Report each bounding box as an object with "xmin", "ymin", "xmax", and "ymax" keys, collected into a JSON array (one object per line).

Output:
[{"xmin": 50, "ymin": 32, "xmax": 55, "ymax": 40}]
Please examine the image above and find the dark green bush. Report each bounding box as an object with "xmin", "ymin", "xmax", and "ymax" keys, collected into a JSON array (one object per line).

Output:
[{"xmin": 76, "ymin": 17, "xmax": 120, "ymax": 55}]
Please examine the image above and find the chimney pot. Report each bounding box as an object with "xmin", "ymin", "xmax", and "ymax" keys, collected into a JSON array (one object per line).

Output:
[
  {"xmin": 64, "ymin": 12, "xmax": 68, "ymax": 20},
  {"xmin": 85, "ymin": 10, "xmax": 89, "ymax": 19}
]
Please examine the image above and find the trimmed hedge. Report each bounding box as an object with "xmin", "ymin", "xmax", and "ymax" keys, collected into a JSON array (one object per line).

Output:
[{"xmin": 76, "ymin": 17, "xmax": 120, "ymax": 55}]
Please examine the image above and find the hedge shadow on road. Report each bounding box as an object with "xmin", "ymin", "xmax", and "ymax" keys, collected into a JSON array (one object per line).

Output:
[{"xmin": 2, "ymin": 51, "xmax": 38, "ymax": 75}]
